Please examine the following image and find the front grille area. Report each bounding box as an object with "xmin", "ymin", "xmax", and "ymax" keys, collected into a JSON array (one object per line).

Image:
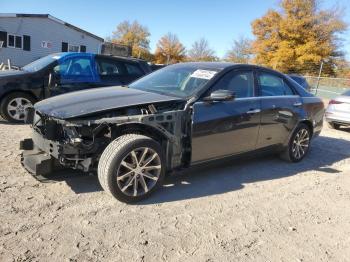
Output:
[{"xmin": 32, "ymin": 111, "xmax": 63, "ymax": 141}]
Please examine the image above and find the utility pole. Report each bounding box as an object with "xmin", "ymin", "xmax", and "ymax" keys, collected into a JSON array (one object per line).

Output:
[
  {"xmin": 166, "ymin": 54, "xmax": 170, "ymax": 65},
  {"xmin": 315, "ymin": 61, "xmax": 324, "ymax": 95}
]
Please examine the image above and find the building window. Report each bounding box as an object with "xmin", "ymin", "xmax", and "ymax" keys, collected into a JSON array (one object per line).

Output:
[
  {"xmin": 8, "ymin": 34, "xmax": 22, "ymax": 49},
  {"xmin": 68, "ymin": 44, "xmax": 80, "ymax": 52}
]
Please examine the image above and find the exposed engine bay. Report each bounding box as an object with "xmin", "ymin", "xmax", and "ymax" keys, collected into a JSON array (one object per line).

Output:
[{"xmin": 21, "ymin": 100, "xmax": 192, "ymax": 176}]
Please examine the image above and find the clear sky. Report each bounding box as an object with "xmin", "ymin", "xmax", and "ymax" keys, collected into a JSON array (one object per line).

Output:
[{"xmin": 1, "ymin": 0, "xmax": 349, "ymax": 58}]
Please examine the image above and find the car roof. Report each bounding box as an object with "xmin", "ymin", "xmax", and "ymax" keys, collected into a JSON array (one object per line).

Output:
[
  {"xmin": 52, "ymin": 52, "xmax": 146, "ymax": 63},
  {"xmin": 169, "ymin": 62, "xmax": 282, "ymax": 73},
  {"xmin": 175, "ymin": 62, "xmax": 236, "ymax": 69},
  {"xmin": 95, "ymin": 54, "xmax": 147, "ymax": 63}
]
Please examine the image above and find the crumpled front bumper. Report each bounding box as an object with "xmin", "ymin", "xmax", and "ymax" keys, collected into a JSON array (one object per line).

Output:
[
  {"xmin": 20, "ymin": 138, "xmax": 62, "ymax": 178},
  {"xmin": 20, "ymin": 138, "xmax": 54, "ymax": 176}
]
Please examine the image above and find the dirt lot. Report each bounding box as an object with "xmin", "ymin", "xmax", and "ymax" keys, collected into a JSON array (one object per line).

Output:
[{"xmin": 0, "ymin": 121, "xmax": 350, "ymax": 262}]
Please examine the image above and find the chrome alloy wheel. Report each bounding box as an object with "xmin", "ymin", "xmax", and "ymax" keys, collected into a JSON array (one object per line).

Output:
[
  {"xmin": 116, "ymin": 147, "xmax": 162, "ymax": 197},
  {"xmin": 292, "ymin": 128, "xmax": 310, "ymax": 160},
  {"xmin": 7, "ymin": 97, "xmax": 33, "ymax": 121}
]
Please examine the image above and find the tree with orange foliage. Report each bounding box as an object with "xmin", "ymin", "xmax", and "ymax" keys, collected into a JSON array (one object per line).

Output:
[
  {"xmin": 251, "ymin": 0, "xmax": 347, "ymax": 76},
  {"xmin": 154, "ymin": 33, "xmax": 186, "ymax": 64},
  {"xmin": 111, "ymin": 20, "xmax": 151, "ymax": 60}
]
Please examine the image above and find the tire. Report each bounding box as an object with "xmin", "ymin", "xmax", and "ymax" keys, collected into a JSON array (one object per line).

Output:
[
  {"xmin": 0, "ymin": 92, "xmax": 36, "ymax": 123},
  {"xmin": 280, "ymin": 123, "xmax": 311, "ymax": 163},
  {"xmin": 328, "ymin": 122, "xmax": 341, "ymax": 130},
  {"xmin": 98, "ymin": 134, "xmax": 165, "ymax": 203},
  {"xmin": 0, "ymin": 109, "xmax": 5, "ymax": 120}
]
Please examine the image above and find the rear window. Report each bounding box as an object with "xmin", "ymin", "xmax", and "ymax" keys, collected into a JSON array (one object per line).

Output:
[
  {"xmin": 125, "ymin": 63, "xmax": 143, "ymax": 76},
  {"xmin": 97, "ymin": 60, "xmax": 124, "ymax": 76},
  {"xmin": 259, "ymin": 73, "xmax": 294, "ymax": 96}
]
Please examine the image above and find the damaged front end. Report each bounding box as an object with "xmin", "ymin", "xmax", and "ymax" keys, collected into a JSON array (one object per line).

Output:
[{"xmin": 21, "ymin": 101, "xmax": 190, "ymax": 177}]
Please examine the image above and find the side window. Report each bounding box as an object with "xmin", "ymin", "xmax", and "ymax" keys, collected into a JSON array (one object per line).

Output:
[
  {"xmin": 259, "ymin": 73, "xmax": 294, "ymax": 96},
  {"xmin": 54, "ymin": 57, "xmax": 94, "ymax": 83},
  {"xmin": 96, "ymin": 58, "xmax": 126, "ymax": 76},
  {"xmin": 125, "ymin": 62, "xmax": 143, "ymax": 76},
  {"xmin": 209, "ymin": 70, "xmax": 255, "ymax": 98}
]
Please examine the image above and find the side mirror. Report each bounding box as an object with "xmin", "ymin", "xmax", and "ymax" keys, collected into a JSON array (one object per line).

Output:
[{"xmin": 204, "ymin": 89, "xmax": 235, "ymax": 102}]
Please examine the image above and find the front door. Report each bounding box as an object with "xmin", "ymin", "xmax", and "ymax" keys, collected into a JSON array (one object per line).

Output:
[
  {"xmin": 191, "ymin": 70, "xmax": 261, "ymax": 163},
  {"xmin": 48, "ymin": 55, "xmax": 98, "ymax": 97}
]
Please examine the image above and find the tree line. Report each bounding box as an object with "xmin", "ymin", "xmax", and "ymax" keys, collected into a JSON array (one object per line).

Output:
[{"xmin": 110, "ymin": 0, "xmax": 348, "ymax": 77}]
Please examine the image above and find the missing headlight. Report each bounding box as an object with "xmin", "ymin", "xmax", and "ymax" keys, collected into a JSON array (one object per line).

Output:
[
  {"xmin": 45, "ymin": 120, "xmax": 60, "ymax": 140},
  {"xmin": 63, "ymin": 126, "xmax": 81, "ymax": 144}
]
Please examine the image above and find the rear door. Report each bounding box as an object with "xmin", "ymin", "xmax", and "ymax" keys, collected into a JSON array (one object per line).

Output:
[
  {"xmin": 121, "ymin": 62, "xmax": 146, "ymax": 84},
  {"xmin": 256, "ymin": 70, "xmax": 302, "ymax": 149},
  {"xmin": 95, "ymin": 57, "xmax": 145, "ymax": 86},
  {"xmin": 95, "ymin": 57, "xmax": 125, "ymax": 86}
]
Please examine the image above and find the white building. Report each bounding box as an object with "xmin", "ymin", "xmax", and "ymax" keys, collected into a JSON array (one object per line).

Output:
[{"xmin": 0, "ymin": 13, "xmax": 104, "ymax": 67}]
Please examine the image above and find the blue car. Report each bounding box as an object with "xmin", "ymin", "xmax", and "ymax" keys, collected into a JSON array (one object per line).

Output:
[{"xmin": 0, "ymin": 52, "xmax": 151, "ymax": 122}]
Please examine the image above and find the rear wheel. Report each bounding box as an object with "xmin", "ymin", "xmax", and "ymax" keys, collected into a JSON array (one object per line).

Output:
[
  {"xmin": 98, "ymin": 134, "xmax": 165, "ymax": 203},
  {"xmin": 280, "ymin": 123, "xmax": 311, "ymax": 162},
  {"xmin": 0, "ymin": 92, "xmax": 35, "ymax": 123},
  {"xmin": 328, "ymin": 122, "xmax": 341, "ymax": 130}
]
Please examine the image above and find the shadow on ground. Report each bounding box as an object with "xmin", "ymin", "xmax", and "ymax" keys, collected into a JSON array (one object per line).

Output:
[
  {"xmin": 0, "ymin": 119, "xmax": 26, "ymax": 125},
  {"xmin": 34, "ymin": 135, "xmax": 350, "ymax": 203},
  {"xmin": 338, "ymin": 126, "xmax": 350, "ymax": 132}
]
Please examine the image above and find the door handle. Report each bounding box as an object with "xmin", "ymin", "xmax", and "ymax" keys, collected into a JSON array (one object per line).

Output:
[
  {"xmin": 246, "ymin": 109, "xmax": 261, "ymax": 114},
  {"xmin": 293, "ymin": 102, "xmax": 302, "ymax": 107}
]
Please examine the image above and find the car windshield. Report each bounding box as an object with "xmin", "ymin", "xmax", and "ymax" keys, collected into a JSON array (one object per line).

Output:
[
  {"xmin": 129, "ymin": 65, "xmax": 220, "ymax": 98},
  {"xmin": 22, "ymin": 54, "xmax": 61, "ymax": 72}
]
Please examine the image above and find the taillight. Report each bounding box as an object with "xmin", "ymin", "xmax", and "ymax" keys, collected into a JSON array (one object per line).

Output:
[{"xmin": 329, "ymin": 100, "xmax": 343, "ymax": 105}]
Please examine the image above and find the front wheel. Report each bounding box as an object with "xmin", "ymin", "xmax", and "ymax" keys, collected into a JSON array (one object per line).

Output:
[
  {"xmin": 98, "ymin": 134, "xmax": 165, "ymax": 203},
  {"xmin": 280, "ymin": 123, "xmax": 311, "ymax": 163},
  {"xmin": 0, "ymin": 92, "xmax": 35, "ymax": 123}
]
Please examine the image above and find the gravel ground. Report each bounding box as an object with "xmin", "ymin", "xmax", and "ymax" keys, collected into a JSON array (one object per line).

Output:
[{"xmin": 0, "ymin": 120, "xmax": 350, "ymax": 262}]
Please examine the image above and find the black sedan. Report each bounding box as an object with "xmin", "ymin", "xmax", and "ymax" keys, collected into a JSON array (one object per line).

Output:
[
  {"xmin": 288, "ymin": 74, "xmax": 311, "ymax": 91},
  {"xmin": 0, "ymin": 52, "xmax": 151, "ymax": 122},
  {"xmin": 21, "ymin": 63, "xmax": 324, "ymax": 202}
]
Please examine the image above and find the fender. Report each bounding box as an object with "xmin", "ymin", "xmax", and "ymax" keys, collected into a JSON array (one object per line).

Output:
[{"xmin": 282, "ymin": 118, "xmax": 314, "ymax": 148}]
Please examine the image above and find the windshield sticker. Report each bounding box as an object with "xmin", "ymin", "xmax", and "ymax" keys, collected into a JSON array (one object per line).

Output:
[{"xmin": 190, "ymin": 69, "xmax": 217, "ymax": 80}]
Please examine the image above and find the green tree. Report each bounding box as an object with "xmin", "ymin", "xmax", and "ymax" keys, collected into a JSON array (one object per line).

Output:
[
  {"xmin": 225, "ymin": 37, "xmax": 253, "ymax": 63},
  {"xmin": 187, "ymin": 38, "xmax": 217, "ymax": 61},
  {"xmin": 111, "ymin": 20, "xmax": 151, "ymax": 59},
  {"xmin": 154, "ymin": 33, "xmax": 186, "ymax": 64},
  {"xmin": 251, "ymin": 0, "xmax": 347, "ymax": 75}
]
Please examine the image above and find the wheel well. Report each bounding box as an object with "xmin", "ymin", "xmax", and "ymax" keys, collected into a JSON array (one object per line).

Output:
[
  {"xmin": 300, "ymin": 120, "xmax": 314, "ymax": 137},
  {"xmin": 113, "ymin": 123, "xmax": 169, "ymax": 146},
  {"xmin": 0, "ymin": 90, "xmax": 38, "ymax": 104}
]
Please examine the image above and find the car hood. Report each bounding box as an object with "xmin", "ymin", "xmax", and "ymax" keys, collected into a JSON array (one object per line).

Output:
[
  {"xmin": 0, "ymin": 69, "xmax": 31, "ymax": 77},
  {"xmin": 34, "ymin": 86, "xmax": 183, "ymax": 119}
]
